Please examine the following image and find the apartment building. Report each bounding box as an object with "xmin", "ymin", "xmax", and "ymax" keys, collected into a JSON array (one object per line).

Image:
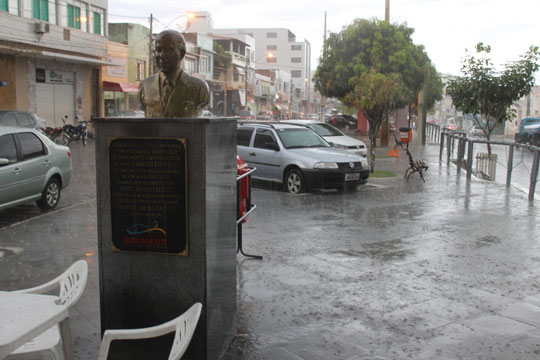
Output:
[{"xmin": 0, "ymin": 0, "xmax": 108, "ymax": 126}]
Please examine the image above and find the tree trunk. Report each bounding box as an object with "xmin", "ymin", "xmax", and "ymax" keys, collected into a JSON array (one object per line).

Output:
[{"xmin": 368, "ymin": 127, "xmax": 377, "ymax": 173}]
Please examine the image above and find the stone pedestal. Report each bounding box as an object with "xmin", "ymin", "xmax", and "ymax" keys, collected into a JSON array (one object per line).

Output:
[{"xmin": 94, "ymin": 117, "xmax": 237, "ymax": 360}]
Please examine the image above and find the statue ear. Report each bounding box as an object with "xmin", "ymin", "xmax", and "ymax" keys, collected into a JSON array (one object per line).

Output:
[{"xmin": 179, "ymin": 49, "xmax": 186, "ymax": 60}]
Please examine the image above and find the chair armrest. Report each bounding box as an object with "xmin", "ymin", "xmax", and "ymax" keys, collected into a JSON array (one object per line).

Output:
[
  {"xmin": 97, "ymin": 320, "xmax": 177, "ymax": 360},
  {"xmin": 13, "ymin": 279, "xmax": 59, "ymax": 296}
]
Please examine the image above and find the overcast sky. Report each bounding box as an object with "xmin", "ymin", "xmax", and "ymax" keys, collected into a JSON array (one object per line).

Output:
[{"xmin": 109, "ymin": 0, "xmax": 540, "ymax": 77}]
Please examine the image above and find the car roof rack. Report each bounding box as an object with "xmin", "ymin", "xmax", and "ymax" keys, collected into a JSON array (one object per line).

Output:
[{"xmin": 237, "ymin": 121, "xmax": 305, "ymax": 129}]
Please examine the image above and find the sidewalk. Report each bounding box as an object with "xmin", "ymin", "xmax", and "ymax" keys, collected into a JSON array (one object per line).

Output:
[{"xmin": 1, "ymin": 139, "xmax": 540, "ymax": 359}]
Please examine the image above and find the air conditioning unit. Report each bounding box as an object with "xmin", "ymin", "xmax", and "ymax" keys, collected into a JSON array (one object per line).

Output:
[{"xmin": 34, "ymin": 22, "xmax": 50, "ymax": 34}]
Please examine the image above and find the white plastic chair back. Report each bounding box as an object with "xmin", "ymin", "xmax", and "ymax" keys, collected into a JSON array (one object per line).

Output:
[
  {"xmin": 7, "ymin": 260, "xmax": 88, "ymax": 360},
  {"xmin": 98, "ymin": 303, "xmax": 202, "ymax": 360},
  {"xmin": 15, "ymin": 259, "xmax": 88, "ymax": 308},
  {"xmin": 169, "ymin": 303, "xmax": 203, "ymax": 360}
]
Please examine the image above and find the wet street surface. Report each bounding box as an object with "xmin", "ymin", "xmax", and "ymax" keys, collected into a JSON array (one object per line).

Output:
[{"xmin": 1, "ymin": 139, "xmax": 540, "ymax": 359}]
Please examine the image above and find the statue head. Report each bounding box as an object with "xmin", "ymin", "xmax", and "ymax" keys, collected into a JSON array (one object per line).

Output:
[{"xmin": 154, "ymin": 30, "xmax": 186, "ymax": 76}]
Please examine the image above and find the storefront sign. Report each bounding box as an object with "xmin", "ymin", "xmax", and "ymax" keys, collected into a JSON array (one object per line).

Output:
[
  {"xmin": 46, "ymin": 70, "xmax": 75, "ymax": 84},
  {"xmin": 107, "ymin": 57, "xmax": 128, "ymax": 78},
  {"xmin": 109, "ymin": 137, "xmax": 188, "ymax": 255}
]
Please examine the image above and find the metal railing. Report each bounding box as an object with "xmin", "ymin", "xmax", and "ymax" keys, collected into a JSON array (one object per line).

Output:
[{"xmin": 427, "ymin": 122, "xmax": 540, "ymax": 201}]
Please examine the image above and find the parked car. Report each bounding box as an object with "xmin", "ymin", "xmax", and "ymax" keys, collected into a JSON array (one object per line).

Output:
[
  {"xmin": 238, "ymin": 110, "xmax": 253, "ymax": 120},
  {"xmin": 256, "ymin": 111, "xmax": 272, "ymax": 121},
  {"xmin": 515, "ymin": 117, "xmax": 540, "ymax": 146},
  {"xmin": 283, "ymin": 120, "xmax": 367, "ymax": 158},
  {"xmin": 237, "ymin": 122, "xmax": 370, "ymax": 193},
  {"xmin": 0, "ymin": 126, "xmax": 72, "ymax": 211},
  {"xmin": 0, "ymin": 111, "xmax": 47, "ymax": 129},
  {"xmin": 325, "ymin": 114, "xmax": 357, "ymax": 129},
  {"xmin": 469, "ymin": 126, "xmax": 484, "ymax": 137},
  {"xmin": 199, "ymin": 110, "xmax": 214, "ymax": 118}
]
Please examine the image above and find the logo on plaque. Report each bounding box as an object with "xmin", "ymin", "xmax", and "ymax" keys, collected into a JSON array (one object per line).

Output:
[{"xmin": 109, "ymin": 137, "xmax": 188, "ymax": 255}]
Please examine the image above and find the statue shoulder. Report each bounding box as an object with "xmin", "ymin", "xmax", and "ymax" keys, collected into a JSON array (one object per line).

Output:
[
  {"xmin": 183, "ymin": 72, "xmax": 209, "ymax": 91},
  {"xmin": 140, "ymin": 74, "xmax": 159, "ymax": 89}
]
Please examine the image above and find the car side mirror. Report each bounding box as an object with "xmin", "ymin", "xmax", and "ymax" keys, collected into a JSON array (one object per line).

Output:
[{"xmin": 0, "ymin": 158, "xmax": 9, "ymax": 166}]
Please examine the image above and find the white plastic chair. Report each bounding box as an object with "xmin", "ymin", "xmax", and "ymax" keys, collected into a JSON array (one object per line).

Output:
[
  {"xmin": 7, "ymin": 260, "xmax": 89, "ymax": 360},
  {"xmin": 97, "ymin": 302, "xmax": 202, "ymax": 360}
]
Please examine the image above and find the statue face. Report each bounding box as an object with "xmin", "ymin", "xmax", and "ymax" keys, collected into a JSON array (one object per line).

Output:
[{"xmin": 154, "ymin": 34, "xmax": 183, "ymax": 75}]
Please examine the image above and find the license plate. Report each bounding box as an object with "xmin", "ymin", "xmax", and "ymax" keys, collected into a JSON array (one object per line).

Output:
[{"xmin": 345, "ymin": 173, "xmax": 360, "ymax": 181}]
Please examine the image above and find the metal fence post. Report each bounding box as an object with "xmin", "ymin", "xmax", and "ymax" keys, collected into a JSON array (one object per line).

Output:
[
  {"xmin": 439, "ymin": 132, "xmax": 445, "ymax": 162},
  {"xmin": 466, "ymin": 140, "xmax": 474, "ymax": 180},
  {"xmin": 456, "ymin": 137, "xmax": 464, "ymax": 174},
  {"xmin": 529, "ymin": 150, "xmax": 539, "ymax": 201},
  {"xmin": 446, "ymin": 134, "xmax": 451, "ymax": 165},
  {"xmin": 506, "ymin": 144, "xmax": 514, "ymax": 188}
]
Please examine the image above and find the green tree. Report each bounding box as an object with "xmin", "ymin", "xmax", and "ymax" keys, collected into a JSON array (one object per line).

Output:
[
  {"xmin": 447, "ymin": 43, "xmax": 539, "ymax": 154},
  {"xmin": 313, "ymin": 18, "xmax": 442, "ymax": 171},
  {"xmin": 213, "ymin": 42, "xmax": 231, "ymax": 70},
  {"xmin": 345, "ymin": 69, "xmax": 407, "ymax": 169}
]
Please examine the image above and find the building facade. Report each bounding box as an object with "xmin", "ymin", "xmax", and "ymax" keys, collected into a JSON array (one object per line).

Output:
[
  {"xmin": 0, "ymin": 0, "xmax": 108, "ymax": 126},
  {"xmin": 105, "ymin": 23, "xmax": 150, "ymax": 116}
]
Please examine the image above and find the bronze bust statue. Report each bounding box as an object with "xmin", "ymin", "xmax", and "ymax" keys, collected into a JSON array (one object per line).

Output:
[{"xmin": 138, "ymin": 30, "xmax": 210, "ymax": 118}]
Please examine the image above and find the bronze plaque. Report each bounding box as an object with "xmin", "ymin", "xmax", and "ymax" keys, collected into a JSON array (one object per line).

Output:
[{"xmin": 109, "ymin": 137, "xmax": 188, "ymax": 255}]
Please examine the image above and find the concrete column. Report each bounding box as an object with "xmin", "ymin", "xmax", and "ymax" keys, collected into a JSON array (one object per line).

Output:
[{"xmin": 94, "ymin": 117, "xmax": 237, "ymax": 359}]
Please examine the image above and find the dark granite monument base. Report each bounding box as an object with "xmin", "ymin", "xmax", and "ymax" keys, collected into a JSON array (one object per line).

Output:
[{"xmin": 94, "ymin": 117, "xmax": 237, "ymax": 360}]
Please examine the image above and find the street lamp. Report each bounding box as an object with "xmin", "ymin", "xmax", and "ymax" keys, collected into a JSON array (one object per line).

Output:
[{"xmin": 163, "ymin": 12, "xmax": 196, "ymax": 31}]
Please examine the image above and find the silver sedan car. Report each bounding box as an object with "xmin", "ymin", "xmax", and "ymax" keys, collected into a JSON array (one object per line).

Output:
[
  {"xmin": 237, "ymin": 122, "xmax": 370, "ymax": 193},
  {"xmin": 0, "ymin": 126, "xmax": 72, "ymax": 211}
]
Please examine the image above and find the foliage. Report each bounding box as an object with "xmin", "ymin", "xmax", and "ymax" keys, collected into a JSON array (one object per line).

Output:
[
  {"xmin": 447, "ymin": 43, "xmax": 539, "ymax": 153},
  {"xmin": 313, "ymin": 18, "xmax": 442, "ymax": 171},
  {"xmin": 213, "ymin": 42, "xmax": 232, "ymax": 70},
  {"xmin": 345, "ymin": 69, "xmax": 406, "ymax": 171}
]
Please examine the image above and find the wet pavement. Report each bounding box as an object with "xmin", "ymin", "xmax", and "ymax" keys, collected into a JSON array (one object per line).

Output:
[{"xmin": 1, "ymin": 137, "xmax": 540, "ymax": 359}]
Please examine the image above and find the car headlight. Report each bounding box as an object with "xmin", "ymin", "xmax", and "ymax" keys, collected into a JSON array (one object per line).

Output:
[
  {"xmin": 314, "ymin": 162, "xmax": 338, "ymax": 169},
  {"xmin": 331, "ymin": 143, "xmax": 347, "ymax": 149}
]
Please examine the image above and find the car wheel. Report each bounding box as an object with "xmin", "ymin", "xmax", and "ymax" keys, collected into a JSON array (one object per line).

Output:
[
  {"xmin": 284, "ymin": 168, "xmax": 305, "ymax": 194},
  {"xmin": 37, "ymin": 178, "xmax": 61, "ymax": 210}
]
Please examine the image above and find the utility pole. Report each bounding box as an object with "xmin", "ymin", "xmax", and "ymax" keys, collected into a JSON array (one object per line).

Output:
[
  {"xmin": 148, "ymin": 13, "xmax": 153, "ymax": 76},
  {"xmin": 245, "ymin": 51, "xmax": 249, "ymax": 111},
  {"xmin": 380, "ymin": 0, "xmax": 390, "ymax": 146},
  {"xmin": 320, "ymin": 11, "xmax": 327, "ymax": 121}
]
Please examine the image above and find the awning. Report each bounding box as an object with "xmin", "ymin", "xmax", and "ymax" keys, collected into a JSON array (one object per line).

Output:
[
  {"xmin": 233, "ymin": 66, "xmax": 245, "ymax": 75},
  {"xmin": 103, "ymin": 81, "xmax": 139, "ymax": 93}
]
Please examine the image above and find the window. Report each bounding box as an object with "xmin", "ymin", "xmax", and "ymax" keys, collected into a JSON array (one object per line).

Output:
[
  {"xmin": 291, "ymin": 45, "xmax": 302, "ymax": 51},
  {"xmin": 266, "ymin": 32, "xmax": 277, "ymax": 38},
  {"xmin": 32, "ymin": 0, "xmax": 48, "ymax": 21},
  {"xmin": 291, "ymin": 57, "xmax": 302, "ymax": 63},
  {"xmin": 254, "ymin": 129, "xmax": 278, "ymax": 150},
  {"xmin": 0, "ymin": 113, "xmax": 17, "ymax": 126},
  {"xmin": 1, "ymin": 0, "xmax": 8, "ymax": 12},
  {"xmin": 291, "ymin": 70, "xmax": 302, "ymax": 78},
  {"xmin": 267, "ymin": 45, "xmax": 277, "ymax": 51},
  {"xmin": 93, "ymin": 12, "xmax": 101, "ymax": 34},
  {"xmin": 16, "ymin": 133, "xmax": 45, "ymax": 160},
  {"xmin": 15, "ymin": 113, "xmax": 32, "ymax": 127},
  {"xmin": 183, "ymin": 57, "xmax": 196, "ymax": 74},
  {"xmin": 0, "ymin": 135, "xmax": 17, "ymax": 164},
  {"xmin": 267, "ymin": 57, "xmax": 277, "ymax": 63},
  {"xmin": 136, "ymin": 60, "xmax": 146, "ymax": 81},
  {"xmin": 200, "ymin": 55, "xmax": 210, "ymax": 73},
  {"xmin": 237, "ymin": 128, "xmax": 254, "ymax": 146},
  {"xmin": 68, "ymin": 4, "xmax": 81, "ymax": 29}
]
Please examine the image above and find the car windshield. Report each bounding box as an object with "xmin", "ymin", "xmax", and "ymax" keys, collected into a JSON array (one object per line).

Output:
[
  {"xmin": 305, "ymin": 123, "xmax": 343, "ymax": 137},
  {"xmin": 276, "ymin": 128, "xmax": 330, "ymax": 149}
]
